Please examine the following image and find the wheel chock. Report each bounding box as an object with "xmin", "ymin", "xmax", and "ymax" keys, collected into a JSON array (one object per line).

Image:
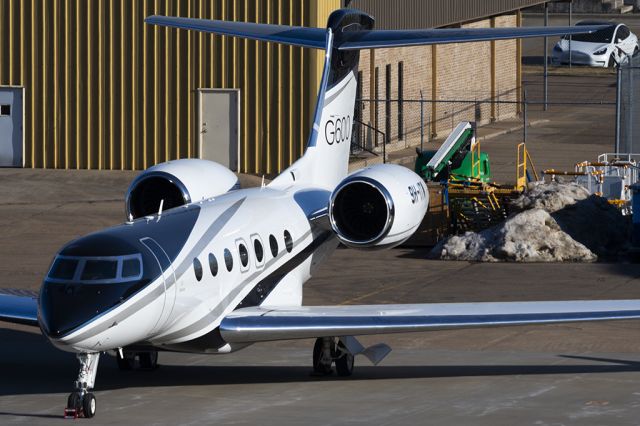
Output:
[{"xmin": 63, "ymin": 408, "xmax": 79, "ymax": 419}]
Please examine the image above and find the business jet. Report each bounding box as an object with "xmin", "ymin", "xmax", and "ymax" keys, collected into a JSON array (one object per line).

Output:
[{"xmin": 0, "ymin": 8, "xmax": 633, "ymax": 419}]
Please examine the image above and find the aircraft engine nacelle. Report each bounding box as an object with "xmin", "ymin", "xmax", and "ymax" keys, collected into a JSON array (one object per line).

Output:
[
  {"xmin": 125, "ymin": 159, "xmax": 240, "ymax": 219},
  {"xmin": 329, "ymin": 164, "xmax": 429, "ymax": 249}
]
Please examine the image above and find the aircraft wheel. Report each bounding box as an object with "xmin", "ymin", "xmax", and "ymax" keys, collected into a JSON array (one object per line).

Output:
[
  {"xmin": 138, "ymin": 351, "xmax": 159, "ymax": 370},
  {"xmin": 312, "ymin": 338, "xmax": 334, "ymax": 375},
  {"xmin": 67, "ymin": 392, "xmax": 82, "ymax": 410},
  {"xmin": 335, "ymin": 341, "xmax": 354, "ymax": 377},
  {"xmin": 116, "ymin": 351, "xmax": 134, "ymax": 370},
  {"xmin": 82, "ymin": 393, "xmax": 97, "ymax": 418}
]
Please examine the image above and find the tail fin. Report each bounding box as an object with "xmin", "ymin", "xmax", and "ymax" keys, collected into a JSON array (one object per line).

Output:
[{"xmin": 276, "ymin": 10, "xmax": 374, "ymax": 189}]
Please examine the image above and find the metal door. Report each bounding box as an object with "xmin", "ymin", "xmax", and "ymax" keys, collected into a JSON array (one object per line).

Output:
[
  {"xmin": 198, "ymin": 88, "xmax": 240, "ymax": 171},
  {"xmin": 0, "ymin": 87, "xmax": 23, "ymax": 167}
]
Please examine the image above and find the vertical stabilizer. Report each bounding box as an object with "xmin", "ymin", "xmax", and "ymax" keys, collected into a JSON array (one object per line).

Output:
[{"xmin": 271, "ymin": 10, "xmax": 374, "ymax": 190}]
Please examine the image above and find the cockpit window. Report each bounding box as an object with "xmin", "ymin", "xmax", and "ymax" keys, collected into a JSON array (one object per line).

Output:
[
  {"xmin": 49, "ymin": 258, "xmax": 79, "ymax": 280},
  {"xmin": 47, "ymin": 254, "xmax": 143, "ymax": 284},
  {"xmin": 122, "ymin": 258, "xmax": 142, "ymax": 278},
  {"xmin": 81, "ymin": 260, "xmax": 118, "ymax": 281}
]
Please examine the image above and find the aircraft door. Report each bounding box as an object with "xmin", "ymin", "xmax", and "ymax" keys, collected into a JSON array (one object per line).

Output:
[{"xmin": 140, "ymin": 237, "xmax": 177, "ymax": 335}]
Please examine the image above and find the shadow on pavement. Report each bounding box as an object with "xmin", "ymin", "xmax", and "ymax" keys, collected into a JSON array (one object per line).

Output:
[{"xmin": 1, "ymin": 328, "xmax": 639, "ymax": 398}]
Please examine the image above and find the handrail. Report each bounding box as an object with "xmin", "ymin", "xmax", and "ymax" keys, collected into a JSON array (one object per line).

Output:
[
  {"xmin": 471, "ymin": 138, "xmax": 481, "ymax": 180},
  {"xmin": 527, "ymin": 148, "xmax": 540, "ymax": 181},
  {"xmin": 516, "ymin": 143, "xmax": 527, "ymax": 191},
  {"xmin": 353, "ymin": 118, "xmax": 386, "ymax": 162}
]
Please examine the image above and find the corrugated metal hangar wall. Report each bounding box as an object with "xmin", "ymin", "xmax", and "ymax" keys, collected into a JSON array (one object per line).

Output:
[
  {"xmin": 347, "ymin": 0, "xmax": 546, "ymax": 29},
  {"xmin": 0, "ymin": 0, "xmax": 546, "ymax": 173},
  {"xmin": 0, "ymin": 0, "xmax": 338, "ymax": 172}
]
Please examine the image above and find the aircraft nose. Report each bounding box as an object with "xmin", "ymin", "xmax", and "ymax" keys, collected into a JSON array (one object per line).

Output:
[
  {"xmin": 39, "ymin": 278, "xmax": 143, "ymax": 339},
  {"xmin": 39, "ymin": 249, "xmax": 150, "ymax": 339}
]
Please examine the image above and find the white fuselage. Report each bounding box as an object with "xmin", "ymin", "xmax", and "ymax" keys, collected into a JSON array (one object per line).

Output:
[{"xmin": 47, "ymin": 185, "xmax": 338, "ymax": 354}]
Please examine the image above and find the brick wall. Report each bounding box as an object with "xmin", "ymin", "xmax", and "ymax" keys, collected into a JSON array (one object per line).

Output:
[{"xmin": 357, "ymin": 13, "xmax": 520, "ymax": 153}]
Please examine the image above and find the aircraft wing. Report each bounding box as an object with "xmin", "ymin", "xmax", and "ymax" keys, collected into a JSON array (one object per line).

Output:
[
  {"xmin": 0, "ymin": 290, "xmax": 39, "ymax": 327},
  {"xmin": 220, "ymin": 300, "xmax": 640, "ymax": 343}
]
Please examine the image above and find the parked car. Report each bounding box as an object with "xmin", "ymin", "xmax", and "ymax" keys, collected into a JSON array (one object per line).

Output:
[{"xmin": 551, "ymin": 21, "xmax": 639, "ymax": 67}]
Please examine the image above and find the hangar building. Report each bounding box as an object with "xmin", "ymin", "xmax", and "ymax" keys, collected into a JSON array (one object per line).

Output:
[{"xmin": 0, "ymin": 0, "xmax": 547, "ymax": 174}]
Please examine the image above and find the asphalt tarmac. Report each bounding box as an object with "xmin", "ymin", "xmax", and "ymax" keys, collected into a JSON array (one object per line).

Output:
[
  {"xmin": 2, "ymin": 168, "xmax": 640, "ymax": 425},
  {"xmin": 3, "ymin": 12, "xmax": 640, "ymax": 426}
]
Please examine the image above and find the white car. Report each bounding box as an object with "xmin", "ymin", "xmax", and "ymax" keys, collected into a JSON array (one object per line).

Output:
[{"xmin": 552, "ymin": 21, "xmax": 639, "ymax": 67}]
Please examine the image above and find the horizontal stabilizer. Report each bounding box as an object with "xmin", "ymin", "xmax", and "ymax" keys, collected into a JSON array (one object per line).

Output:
[
  {"xmin": 145, "ymin": 16, "xmax": 326, "ymax": 49},
  {"xmin": 146, "ymin": 15, "xmax": 607, "ymax": 51},
  {"xmin": 220, "ymin": 300, "xmax": 640, "ymax": 343},
  {"xmin": 337, "ymin": 25, "xmax": 609, "ymax": 50}
]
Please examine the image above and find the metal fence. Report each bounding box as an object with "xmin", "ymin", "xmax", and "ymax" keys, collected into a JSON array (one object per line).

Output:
[
  {"xmin": 353, "ymin": 89, "xmax": 520, "ymax": 155},
  {"xmin": 352, "ymin": 94, "xmax": 615, "ymax": 160},
  {"xmin": 618, "ymin": 54, "xmax": 640, "ymax": 155}
]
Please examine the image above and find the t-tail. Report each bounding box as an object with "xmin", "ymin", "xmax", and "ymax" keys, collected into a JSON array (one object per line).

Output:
[
  {"xmin": 275, "ymin": 10, "xmax": 374, "ymax": 189},
  {"xmin": 145, "ymin": 11, "xmax": 607, "ymax": 190}
]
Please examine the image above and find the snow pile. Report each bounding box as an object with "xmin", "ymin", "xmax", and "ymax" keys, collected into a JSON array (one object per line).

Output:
[
  {"xmin": 431, "ymin": 182, "xmax": 629, "ymax": 262},
  {"xmin": 511, "ymin": 181, "xmax": 590, "ymax": 212}
]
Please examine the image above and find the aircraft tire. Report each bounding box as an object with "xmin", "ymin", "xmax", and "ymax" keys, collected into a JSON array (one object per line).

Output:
[
  {"xmin": 116, "ymin": 352, "xmax": 134, "ymax": 370},
  {"xmin": 82, "ymin": 393, "xmax": 96, "ymax": 418},
  {"xmin": 334, "ymin": 341, "xmax": 354, "ymax": 377},
  {"xmin": 138, "ymin": 351, "xmax": 159, "ymax": 370},
  {"xmin": 67, "ymin": 392, "xmax": 81, "ymax": 410}
]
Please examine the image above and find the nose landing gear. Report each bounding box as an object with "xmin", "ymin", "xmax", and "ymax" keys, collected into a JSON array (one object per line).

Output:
[{"xmin": 64, "ymin": 352, "xmax": 100, "ymax": 419}]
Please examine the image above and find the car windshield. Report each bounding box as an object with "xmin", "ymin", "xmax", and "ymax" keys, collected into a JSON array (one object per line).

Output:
[{"xmin": 565, "ymin": 25, "xmax": 615, "ymax": 43}]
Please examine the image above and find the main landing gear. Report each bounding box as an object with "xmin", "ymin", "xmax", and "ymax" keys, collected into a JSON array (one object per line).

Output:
[
  {"xmin": 312, "ymin": 337, "xmax": 355, "ymax": 377},
  {"xmin": 116, "ymin": 349, "xmax": 159, "ymax": 371},
  {"xmin": 65, "ymin": 352, "xmax": 100, "ymax": 419}
]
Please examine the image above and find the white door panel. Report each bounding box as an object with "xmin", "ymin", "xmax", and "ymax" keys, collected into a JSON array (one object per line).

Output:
[
  {"xmin": 198, "ymin": 88, "xmax": 240, "ymax": 171},
  {"xmin": 0, "ymin": 87, "xmax": 23, "ymax": 167}
]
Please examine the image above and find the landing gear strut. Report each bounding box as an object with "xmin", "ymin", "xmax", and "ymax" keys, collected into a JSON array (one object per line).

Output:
[
  {"xmin": 65, "ymin": 352, "xmax": 100, "ymax": 419},
  {"xmin": 312, "ymin": 337, "xmax": 354, "ymax": 377}
]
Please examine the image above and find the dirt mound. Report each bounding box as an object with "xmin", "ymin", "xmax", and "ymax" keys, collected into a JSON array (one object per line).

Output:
[{"xmin": 431, "ymin": 182, "xmax": 629, "ymax": 262}]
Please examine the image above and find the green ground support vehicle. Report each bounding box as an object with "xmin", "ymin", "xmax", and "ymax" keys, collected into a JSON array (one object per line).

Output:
[{"xmin": 415, "ymin": 121, "xmax": 491, "ymax": 183}]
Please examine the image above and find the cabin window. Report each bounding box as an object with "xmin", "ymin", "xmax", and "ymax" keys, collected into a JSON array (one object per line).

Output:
[
  {"xmin": 209, "ymin": 253, "xmax": 218, "ymax": 277},
  {"xmin": 224, "ymin": 248, "xmax": 233, "ymax": 271},
  {"xmin": 254, "ymin": 238, "xmax": 264, "ymax": 263},
  {"xmin": 284, "ymin": 230, "xmax": 293, "ymax": 253},
  {"xmin": 193, "ymin": 258, "xmax": 203, "ymax": 281},
  {"xmin": 269, "ymin": 234, "xmax": 278, "ymax": 257},
  {"xmin": 239, "ymin": 243, "xmax": 249, "ymax": 268}
]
